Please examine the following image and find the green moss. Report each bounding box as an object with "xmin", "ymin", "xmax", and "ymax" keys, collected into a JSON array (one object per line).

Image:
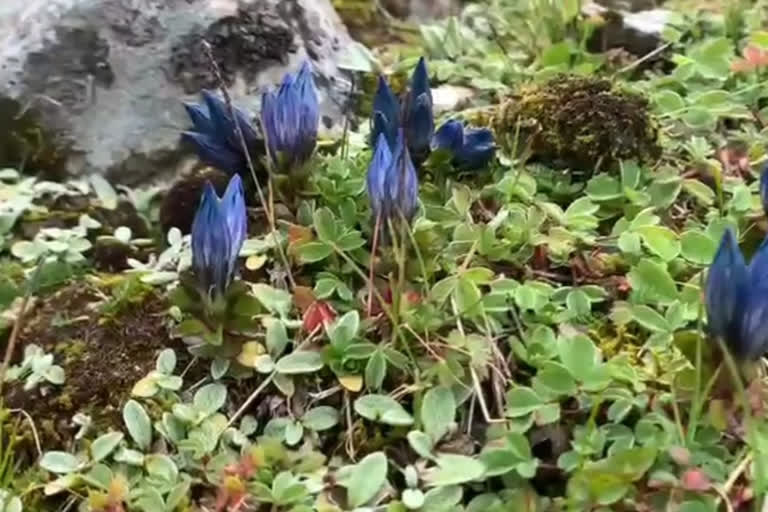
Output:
[
  {"xmin": 54, "ymin": 339, "xmax": 87, "ymax": 363},
  {"xmin": 491, "ymin": 75, "xmax": 662, "ymax": 175}
]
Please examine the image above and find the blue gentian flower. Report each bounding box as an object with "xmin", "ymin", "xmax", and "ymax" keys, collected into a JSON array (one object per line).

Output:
[
  {"xmin": 261, "ymin": 61, "xmax": 319, "ymax": 174},
  {"xmin": 388, "ymin": 132, "xmax": 420, "ymax": 222},
  {"xmin": 191, "ymin": 175, "xmax": 247, "ymax": 299},
  {"xmin": 182, "ymin": 90, "xmax": 259, "ymax": 176},
  {"xmin": 371, "ymin": 76, "xmax": 401, "ymax": 150},
  {"xmin": 706, "ymin": 228, "xmax": 768, "ymax": 359},
  {"xmin": 432, "ymin": 120, "xmax": 496, "ymax": 171},
  {"xmin": 366, "ymin": 131, "xmax": 419, "ymax": 230},
  {"xmin": 403, "ymin": 57, "xmax": 434, "ymax": 161},
  {"xmin": 367, "ymin": 133, "xmax": 393, "ymax": 221}
]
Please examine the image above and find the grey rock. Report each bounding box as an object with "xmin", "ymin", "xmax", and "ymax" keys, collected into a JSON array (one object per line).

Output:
[
  {"xmin": 0, "ymin": 0, "xmax": 353, "ymax": 185},
  {"xmin": 583, "ymin": 2, "xmax": 672, "ymax": 56}
]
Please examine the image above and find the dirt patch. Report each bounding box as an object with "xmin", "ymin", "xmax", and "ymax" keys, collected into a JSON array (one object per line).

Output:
[{"xmin": 4, "ymin": 280, "xmax": 175, "ymax": 452}]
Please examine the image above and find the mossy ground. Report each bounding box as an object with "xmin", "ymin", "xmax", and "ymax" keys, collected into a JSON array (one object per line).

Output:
[
  {"xmin": 3, "ymin": 281, "xmax": 175, "ymax": 453},
  {"xmin": 491, "ymin": 75, "xmax": 662, "ymax": 176}
]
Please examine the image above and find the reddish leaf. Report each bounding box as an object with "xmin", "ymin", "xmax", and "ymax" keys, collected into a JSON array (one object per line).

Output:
[
  {"xmin": 303, "ymin": 300, "xmax": 337, "ymax": 332},
  {"xmin": 681, "ymin": 468, "xmax": 711, "ymax": 491}
]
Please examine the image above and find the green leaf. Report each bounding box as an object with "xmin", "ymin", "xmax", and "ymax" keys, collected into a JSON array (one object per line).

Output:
[
  {"xmin": 628, "ymin": 260, "xmax": 678, "ymax": 304},
  {"xmin": 636, "ymin": 226, "xmax": 680, "ymax": 261},
  {"xmin": 565, "ymin": 290, "xmax": 591, "ymax": 317},
  {"xmin": 653, "ymin": 90, "xmax": 685, "ymax": 113},
  {"xmin": 681, "ymin": 231, "xmax": 717, "ymax": 265},
  {"xmin": 302, "ymin": 406, "xmax": 339, "ymax": 431},
  {"xmin": 276, "ymin": 351, "xmax": 324, "ymax": 374},
  {"xmin": 365, "ymin": 350, "xmax": 387, "ymax": 390},
  {"xmin": 336, "ymin": 231, "xmax": 365, "ymax": 251},
  {"xmin": 251, "ymin": 284, "xmax": 293, "ymax": 317},
  {"xmin": 145, "ymin": 454, "xmax": 179, "ymax": 483},
  {"xmin": 134, "ymin": 487, "xmax": 165, "ymax": 512},
  {"xmin": 265, "ymin": 318, "xmax": 289, "ymax": 358},
  {"xmin": 123, "ymin": 400, "xmax": 152, "ymax": 451},
  {"xmin": 632, "ymin": 305, "xmax": 671, "ymax": 333},
  {"xmin": 355, "ymin": 394, "xmax": 414, "ymax": 426},
  {"xmin": 90, "ymin": 432, "xmax": 124, "ymax": 462},
  {"xmin": 313, "ymin": 207, "xmax": 338, "ymax": 243},
  {"xmin": 454, "ymin": 276, "xmax": 483, "ymax": 316},
  {"xmin": 506, "ymin": 387, "xmax": 545, "ymax": 417},
  {"xmin": 297, "ymin": 241, "xmax": 333, "ymax": 263},
  {"xmin": 40, "ymin": 451, "xmax": 80, "ymax": 474},
  {"xmin": 534, "ymin": 362, "xmax": 577, "ymax": 397},
  {"xmin": 408, "ymin": 430, "xmax": 434, "ymax": 458},
  {"xmin": 422, "ymin": 386, "xmax": 456, "ymax": 443},
  {"xmin": 156, "ymin": 349, "xmax": 176, "ymax": 374},
  {"xmin": 558, "ymin": 335, "xmax": 600, "ymax": 380},
  {"xmin": 329, "ymin": 310, "xmax": 359, "ymax": 346},
  {"xmin": 194, "ymin": 383, "xmax": 227, "ymax": 416},
  {"xmin": 425, "ymin": 454, "xmax": 485, "ymax": 487},
  {"xmin": 347, "ymin": 452, "xmax": 388, "ymax": 507}
]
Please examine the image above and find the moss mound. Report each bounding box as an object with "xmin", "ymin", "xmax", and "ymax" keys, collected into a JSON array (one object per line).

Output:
[{"xmin": 491, "ymin": 75, "xmax": 662, "ymax": 174}]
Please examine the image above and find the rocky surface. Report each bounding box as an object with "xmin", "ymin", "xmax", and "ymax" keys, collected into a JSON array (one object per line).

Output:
[
  {"xmin": 584, "ymin": 2, "xmax": 672, "ymax": 56},
  {"xmin": 0, "ymin": 0, "xmax": 353, "ymax": 184}
]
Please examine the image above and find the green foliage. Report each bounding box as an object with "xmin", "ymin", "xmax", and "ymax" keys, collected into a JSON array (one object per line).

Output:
[{"xmin": 5, "ymin": 0, "xmax": 768, "ymax": 510}]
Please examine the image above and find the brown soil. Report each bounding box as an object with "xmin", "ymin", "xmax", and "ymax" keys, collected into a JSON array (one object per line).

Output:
[{"xmin": 4, "ymin": 280, "xmax": 177, "ymax": 452}]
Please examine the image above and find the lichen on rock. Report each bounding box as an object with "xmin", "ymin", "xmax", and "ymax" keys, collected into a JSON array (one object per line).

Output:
[
  {"xmin": 491, "ymin": 75, "xmax": 661, "ymax": 175},
  {"xmin": 170, "ymin": 4, "xmax": 295, "ymax": 94}
]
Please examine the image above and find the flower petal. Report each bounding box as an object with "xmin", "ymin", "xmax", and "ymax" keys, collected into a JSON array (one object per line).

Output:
[
  {"xmin": 455, "ymin": 127, "xmax": 496, "ymax": 170},
  {"xmin": 432, "ymin": 120, "xmax": 464, "ymax": 153},
  {"xmin": 182, "ymin": 132, "xmax": 246, "ymax": 175},
  {"xmin": 705, "ymin": 229, "xmax": 748, "ymax": 349},
  {"xmin": 367, "ymin": 133, "xmax": 393, "ymax": 219},
  {"xmin": 221, "ymin": 174, "xmax": 248, "ymax": 279},
  {"xmin": 737, "ymin": 284, "xmax": 768, "ymax": 359},
  {"xmin": 191, "ymin": 182, "xmax": 233, "ymax": 297},
  {"xmin": 404, "ymin": 91, "xmax": 434, "ymax": 159},
  {"xmin": 371, "ymin": 76, "xmax": 400, "ymax": 148}
]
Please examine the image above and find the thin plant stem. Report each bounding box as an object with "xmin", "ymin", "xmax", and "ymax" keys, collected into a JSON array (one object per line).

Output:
[
  {"xmin": 225, "ymin": 372, "xmax": 275, "ymax": 429},
  {"xmin": 367, "ymin": 213, "xmax": 382, "ymax": 317},
  {"xmin": 201, "ymin": 41, "xmax": 296, "ymax": 289},
  {"xmin": 0, "ymin": 256, "xmax": 45, "ymax": 397}
]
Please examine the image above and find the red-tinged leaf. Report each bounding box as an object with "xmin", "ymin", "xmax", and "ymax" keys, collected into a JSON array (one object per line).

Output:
[
  {"xmin": 680, "ymin": 468, "xmax": 711, "ymax": 491},
  {"xmin": 404, "ymin": 290, "xmax": 422, "ymax": 304},
  {"xmin": 287, "ymin": 224, "xmax": 314, "ymax": 258},
  {"xmin": 302, "ymin": 300, "xmax": 337, "ymax": 332}
]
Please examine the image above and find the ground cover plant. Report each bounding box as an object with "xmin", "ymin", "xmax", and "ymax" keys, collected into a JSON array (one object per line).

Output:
[{"xmin": 4, "ymin": 0, "xmax": 768, "ymax": 510}]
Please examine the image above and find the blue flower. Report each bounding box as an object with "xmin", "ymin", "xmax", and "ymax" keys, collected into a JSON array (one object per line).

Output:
[
  {"xmin": 261, "ymin": 61, "xmax": 319, "ymax": 174},
  {"xmin": 371, "ymin": 76, "xmax": 400, "ymax": 150},
  {"xmin": 432, "ymin": 120, "xmax": 496, "ymax": 171},
  {"xmin": 403, "ymin": 57, "xmax": 434, "ymax": 161},
  {"xmin": 191, "ymin": 175, "xmax": 247, "ymax": 299},
  {"xmin": 367, "ymin": 133, "xmax": 393, "ymax": 221},
  {"xmin": 706, "ymin": 229, "xmax": 768, "ymax": 359},
  {"xmin": 388, "ymin": 132, "xmax": 420, "ymax": 222},
  {"xmin": 366, "ymin": 131, "xmax": 419, "ymax": 229},
  {"xmin": 182, "ymin": 90, "xmax": 259, "ymax": 176}
]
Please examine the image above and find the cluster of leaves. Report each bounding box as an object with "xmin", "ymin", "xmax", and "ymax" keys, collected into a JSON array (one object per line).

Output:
[{"xmin": 5, "ymin": 0, "xmax": 768, "ymax": 511}]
